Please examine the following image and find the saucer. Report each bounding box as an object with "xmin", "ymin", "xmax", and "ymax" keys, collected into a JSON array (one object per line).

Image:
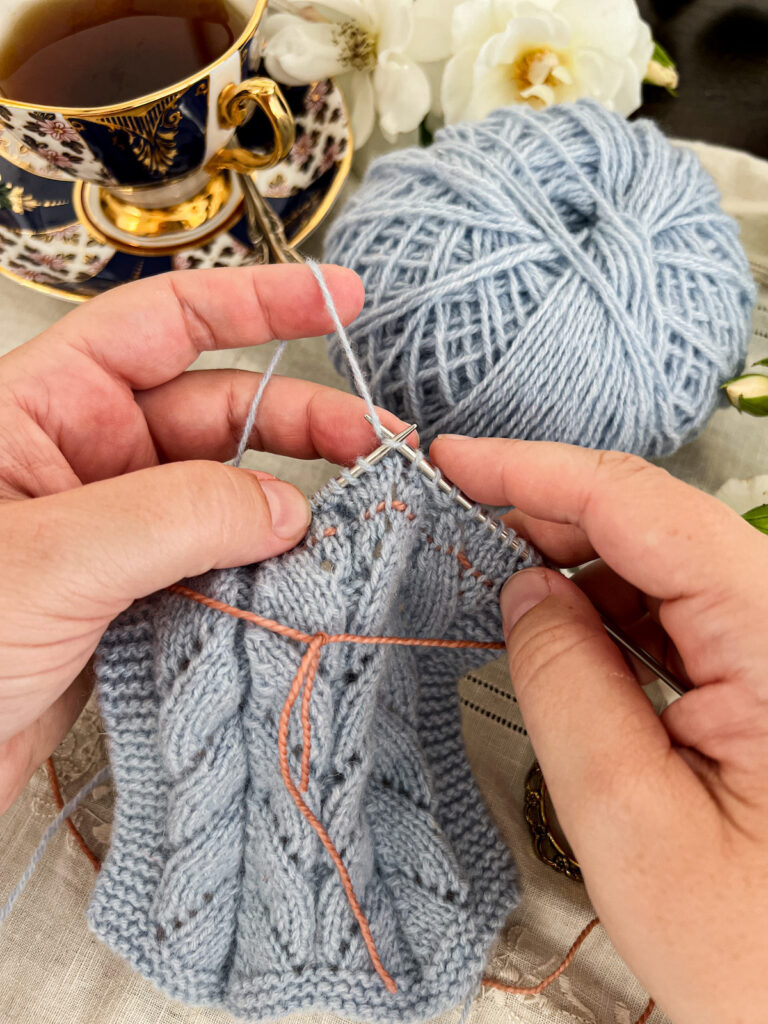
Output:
[{"xmin": 0, "ymin": 78, "xmax": 351, "ymax": 302}]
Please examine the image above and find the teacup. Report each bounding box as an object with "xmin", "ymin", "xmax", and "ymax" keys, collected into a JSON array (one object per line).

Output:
[{"xmin": 0, "ymin": 0, "xmax": 294, "ymax": 246}]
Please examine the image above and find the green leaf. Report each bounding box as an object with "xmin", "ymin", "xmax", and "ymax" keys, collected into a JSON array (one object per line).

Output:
[
  {"xmin": 754, "ymin": 357, "xmax": 768, "ymax": 368},
  {"xmin": 418, "ymin": 118, "xmax": 433, "ymax": 148},
  {"xmin": 743, "ymin": 504, "xmax": 768, "ymax": 535},
  {"xmin": 738, "ymin": 394, "xmax": 768, "ymax": 416},
  {"xmin": 652, "ymin": 41, "xmax": 675, "ymax": 68}
]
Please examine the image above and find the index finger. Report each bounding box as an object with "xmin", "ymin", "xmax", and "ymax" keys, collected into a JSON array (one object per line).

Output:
[
  {"xmin": 429, "ymin": 436, "xmax": 765, "ymax": 602},
  {"xmin": 30, "ymin": 263, "xmax": 364, "ymax": 390}
]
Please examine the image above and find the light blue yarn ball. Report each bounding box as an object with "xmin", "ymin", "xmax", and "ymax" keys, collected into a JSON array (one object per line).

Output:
[{"xmin": 324, "ymin": 101, "xmax": 755, "ymax": 456}]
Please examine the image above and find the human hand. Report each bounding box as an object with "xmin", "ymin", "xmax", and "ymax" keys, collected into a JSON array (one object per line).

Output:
[
  {"xmin": 0, "ymin": 264, "xmax": 406, "ymax": 814},
  {"xmin": 430, "ymin": 437, "xmax": 768, "ymax": 1024}
]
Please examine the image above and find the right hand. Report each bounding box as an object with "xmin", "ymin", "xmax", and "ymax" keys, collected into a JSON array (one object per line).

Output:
[{"xmin": 431, "ymin": 435, "xmax": 768, "ymax": 1024}]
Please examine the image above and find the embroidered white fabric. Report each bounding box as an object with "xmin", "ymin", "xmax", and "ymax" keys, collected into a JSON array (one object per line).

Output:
[{"xmin": 0, "ymin": 140, "xmax": 767, "ymax": 1024}]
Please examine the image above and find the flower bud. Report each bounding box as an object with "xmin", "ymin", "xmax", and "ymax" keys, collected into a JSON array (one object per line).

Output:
[
  {"xmin": 645, "ymin": 58, "xmax": 679, "ymax": 90},
  {"xmin": 722, "ymin": 374, "xmax": 768, "ymax": 416}
]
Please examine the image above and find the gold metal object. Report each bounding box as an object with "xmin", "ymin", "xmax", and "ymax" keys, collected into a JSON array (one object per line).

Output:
[
  {"xmin": 0, "ymin": 1, "xmax": 268, "ymax": 117},
  {"xmin": 240, "ymin": 172, "xmax": 303, "ymax": 264},
  {"xmin": 5, "ymin": 84, "xmax": 352, "ymax": 301},
  {"xmin": 207, "ymin": 79, "xmax": 296, "ymax": 174},
  {"xmin": 524, "ymin": 762, "xmax": 583, "ymax": 882},
  {"xmin": 96, "ymin": 171, "xmax": 232, "ymax": 238},
  {"xmin": 72, "ymin": 178, "xmax": 244, "ymax": 257}
]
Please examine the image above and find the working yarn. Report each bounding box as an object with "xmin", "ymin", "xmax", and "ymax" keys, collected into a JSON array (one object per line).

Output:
[
  {"xmin": 88, "ymin": 453, "xmax": 534, "ymax": 1021},
  {"xmin": 324, "ymin": 100, "xmax": 755, "ymax": 455}
]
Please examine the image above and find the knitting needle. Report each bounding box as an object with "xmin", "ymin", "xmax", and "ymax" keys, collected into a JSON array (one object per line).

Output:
[
  {"xmin": 365, "ymin": 418, "xmax": 690, "ymax": 697},
  {"xmin": 363, "ymin": 417, "xmax": 528, "ymax": 554},
  {"xmin": 335, "ymin": 423, "xmax": 419, "ymax": 486}
]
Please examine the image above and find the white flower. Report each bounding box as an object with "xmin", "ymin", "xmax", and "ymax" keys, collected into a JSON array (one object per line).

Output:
[
  {"xmin": 263, "ymin": 0, "xmax": 442, "ymax": 147},
  {"xmin": 441, "ymin": 0, "xmax": 653, "ymax": 123}
]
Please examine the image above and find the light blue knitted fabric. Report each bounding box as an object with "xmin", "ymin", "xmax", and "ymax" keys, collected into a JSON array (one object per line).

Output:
[
  {"xmin": 87, "ymin": 454, "xmax": 538, "ymax": 1022},
  {"xmin": 324, "ymin": 101, "xmax": 756, "ymax": 454}
]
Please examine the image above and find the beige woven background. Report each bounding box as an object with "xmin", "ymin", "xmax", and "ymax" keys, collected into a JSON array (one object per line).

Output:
[{"xmin": 1, "ymin": 141, "xmax": 767, "ymax": 1024}]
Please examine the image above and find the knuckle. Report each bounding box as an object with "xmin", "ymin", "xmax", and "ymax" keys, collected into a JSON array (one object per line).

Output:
[
  {"xmin": 584, "ymin": 450, "xmax": 666, "ymax": 521},
  {"xmin": 166, "ymin": 274, "xmax": 217, "ymax": 352},
  {"xmin": 593, "ymin": 448, "xmax": 654, "ymax": 484}
]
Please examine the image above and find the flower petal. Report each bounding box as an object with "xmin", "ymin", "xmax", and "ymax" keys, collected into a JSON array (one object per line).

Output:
[
  {"xmin": 373, "ymin": 0, "xmax": 414, "ymax": 53},
  {"xmin": 441, "ymin": 46, "xmax": 477, "ymax": 123},
  {"xmin": 262, "ymin": 16, "xmax": 346, "ymax": 84},
  {"xmin": 346, "ymin": 69, "xmax": 376, "ymax": 146},
  {"xmin": 409, "ymin": 0, "xmax": 456, "ymax": 62},
  {"xmin": 311, "ymin": 0, "xmax": 374, "ymax": 27},
  {"xmin": 373, "ymin": 57, "xmax": 431, "ymax": 140},
  {"xmin": 555, "ymin": 0, "xmax": 648, "ymax": 58}
]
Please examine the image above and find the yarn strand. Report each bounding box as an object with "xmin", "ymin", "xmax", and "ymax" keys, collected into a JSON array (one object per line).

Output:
[
  {"xmin": 0, "ymin": 766, "xmax": 110, "ymax": 924},
  {"xmin": 306, "ymin": 258, "xmax": 385, "ymax": 440},
  {"xmin": 232, "ymin": 260, "xmax": 386, "ymax": 469},
  {"xmin": 232, "ymin": 339, "xmax": 288, "ymax": 467},
  {"xmin": 45, "ymin": 758, "xmax": 101, "ymax": 871}
]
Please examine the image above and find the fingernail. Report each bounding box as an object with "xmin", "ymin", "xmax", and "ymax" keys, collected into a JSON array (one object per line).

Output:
[
  {"xmin": 261, "ymin": 480, "xmax": 311, "ymax": 540},
  {"xmin": 501, "ymin": 568, "xmax": 552, "ymax": 631},
  {"xmin": 434, "ymin": 433, "xmax": 468, "ymax": 442}
]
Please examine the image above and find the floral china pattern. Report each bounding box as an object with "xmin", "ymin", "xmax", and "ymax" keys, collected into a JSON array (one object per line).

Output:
[
  {"xmin": 172, "ymin": 231, "xmax": 260, "ymax": 270},
  {"xmin": 0, "ymin": 104, "xmax": 115, "ymax": 184},
  {"xmin": 0, "ymin": 220, "xmax": 112, "ymax": 286},
  {"xmin": 256, "ymin": 78, "xmax": 348, "ymax": 199},
  {"xmin": 0, "ymin": 78, "xmax": 352, "ymax": 299}
]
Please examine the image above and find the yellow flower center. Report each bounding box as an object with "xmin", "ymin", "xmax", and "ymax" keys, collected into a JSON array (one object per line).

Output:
[
  {"xmin": 333, "ymin": 21, "xmax": 378, "ymax": 72},
  {"xmin": 511, "ymin": 47, "xmax": 571, "ymax": 105}
]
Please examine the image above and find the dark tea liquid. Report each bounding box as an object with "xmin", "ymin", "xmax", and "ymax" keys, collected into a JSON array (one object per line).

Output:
[{"xmin": 0, "ymin": 0, "xmax": 247, "ymax": 107}]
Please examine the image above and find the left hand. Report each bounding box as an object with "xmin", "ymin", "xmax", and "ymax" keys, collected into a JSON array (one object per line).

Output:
[{"xmin": 0, "ymin": 263, "xmax": 405, "ymax": 812}]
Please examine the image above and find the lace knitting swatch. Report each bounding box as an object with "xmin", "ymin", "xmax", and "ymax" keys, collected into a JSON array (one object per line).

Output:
[{"xmin": 88, "ymin": 453, "xmax": 537, "ymax": 1022}]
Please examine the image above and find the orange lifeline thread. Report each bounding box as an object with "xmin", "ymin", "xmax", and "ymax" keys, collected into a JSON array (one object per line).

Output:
[
  {"xmin": 481, "ymin": 917, "xmax": 655, "ymax": 1024},
  {"xmin": 170, "ymin": 583, "xmax": 505, "ymax": 994}
]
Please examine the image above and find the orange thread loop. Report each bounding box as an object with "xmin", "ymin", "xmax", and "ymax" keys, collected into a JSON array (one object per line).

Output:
[{"xmin": 170, "ymin": 583, "xmax": 505, "ymax": 995}]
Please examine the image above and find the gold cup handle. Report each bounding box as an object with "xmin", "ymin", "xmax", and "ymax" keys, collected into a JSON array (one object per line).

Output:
[{"xmin": 208, "ymin": 78, "xmax": 295, "ymax": 173}]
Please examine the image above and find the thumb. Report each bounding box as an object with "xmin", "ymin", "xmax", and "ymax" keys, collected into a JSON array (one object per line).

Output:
[
  {"xmin": 500, "ymin": 567, "xmax": 676, "ymax": 857},
  {"xmin": 7, "ymin": 460, "xmax": 311, "ymax": 617}
]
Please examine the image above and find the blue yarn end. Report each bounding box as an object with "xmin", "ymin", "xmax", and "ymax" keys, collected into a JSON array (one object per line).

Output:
[
  {"xmin": 88, "ymin": 457, "xmax": 533, "ymax": 1022},
  {"xmin": 324, "ymin": 100, "xmax": 756, "ymax": 454}
]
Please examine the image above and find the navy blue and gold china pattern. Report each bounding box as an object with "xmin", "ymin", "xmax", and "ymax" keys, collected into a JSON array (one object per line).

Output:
[
  {"xmin": 0, "ymin": 78, "xmax": 211, "ymax": 187},
  {"xmin": 0, "ymin": 79, "xmax": 350, "ymax": 301}
]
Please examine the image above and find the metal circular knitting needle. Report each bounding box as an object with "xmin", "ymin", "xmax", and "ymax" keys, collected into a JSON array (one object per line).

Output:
[
  {"xmin": 362, "ymin": 417, "xmax": 527, "ymax": 555},
  {"xmin": 357, "ymin": 417, "xmax": 690, "ymax": 698},
  {"xmin": 335, "ymin": 423, "xmax": 419, "ymax": 485}
]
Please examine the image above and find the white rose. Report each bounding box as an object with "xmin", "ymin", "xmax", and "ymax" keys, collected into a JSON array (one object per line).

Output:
[{"xmin": 442, "ymin": 0, "xmax": 653, "ymax": 123}]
